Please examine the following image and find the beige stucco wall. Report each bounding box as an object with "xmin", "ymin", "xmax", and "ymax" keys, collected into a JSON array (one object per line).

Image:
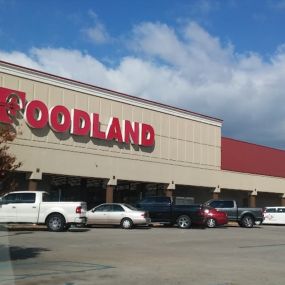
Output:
[
  {"xmin": 219, "ymin": 170, "xmax": 285, "ymax": 194},
  {"xmin": 0, "ymin": 63, "xmax": 221, "ymax": 187},
  {"xmin": 1, "ymin": 62, "xmax": 285, "ymax": 196}
]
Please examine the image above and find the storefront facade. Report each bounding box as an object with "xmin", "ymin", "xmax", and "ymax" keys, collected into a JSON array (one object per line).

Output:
[{"xmin": 1, "ymin": 61, "xmax": 285, "ymax": 208}]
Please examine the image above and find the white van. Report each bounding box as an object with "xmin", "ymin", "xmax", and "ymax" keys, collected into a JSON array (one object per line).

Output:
[{"xmin": 263, "ymin": 207, "xmax": 285, "ymax": 225}]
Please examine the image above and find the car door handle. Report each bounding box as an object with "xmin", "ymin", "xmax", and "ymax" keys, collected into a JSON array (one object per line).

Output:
[
  {"xmin": 12, "ymin": 206, "xmax": 16, "ymax": 208},
  {"xmin": 32, "ymin": 206, "xmax": 37, "ymax": 209}
]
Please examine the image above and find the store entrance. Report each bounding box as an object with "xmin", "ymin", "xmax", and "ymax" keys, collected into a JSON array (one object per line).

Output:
[
  {"xmin": 38, "ymin": 174, "xmax": 106, "ymax": 210},
  {"xmin": 114, "ymin": 181, "xmax": 165, "ymax": 205}
]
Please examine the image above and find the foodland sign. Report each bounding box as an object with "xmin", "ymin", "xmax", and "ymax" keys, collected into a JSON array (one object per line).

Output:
[{"xmin": 0, "ymin": 87, "xmax": 155, "ymax": 147}]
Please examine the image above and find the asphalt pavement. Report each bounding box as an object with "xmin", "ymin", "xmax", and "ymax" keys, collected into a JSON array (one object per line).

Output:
[{"xmin": 0, "ymin": 224, "xmax": 285, "ymax": 285}]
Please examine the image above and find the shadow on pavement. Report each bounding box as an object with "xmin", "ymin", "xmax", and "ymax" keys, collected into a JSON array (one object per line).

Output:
[
  {"xmin": 86, "ymin": 225, "xmax": 151, "ymax": 230},
  {"xmin": 0, "ymin": 225, "xmax": 47, "ymax": 232},
  {"xmin": 0, "ymin": 245, "xmax": 50, "ymax": 262},
  {"xmin": 68, "ymin": 227, "xmax": 90, "ymax": 232},
  {"xmin": 226, "ymin": 223, "xmax": 263, "ymax": 229}
]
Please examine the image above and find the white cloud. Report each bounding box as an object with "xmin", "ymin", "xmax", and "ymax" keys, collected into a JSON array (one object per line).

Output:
[
  {"xmin": 187, "ymin": 0, "xmax": 220, "ymax": 16},
  {"xmin": 271, "ymin": 0, "xmax": 285, "ymax": 10},
  {"xmin": 1, "ymin": 21, "xmax": 285, "ymax": 148},
  {"xmin": 85, "ymin": 24, "xmax": 110, "ymax": 44},
  {"xmin": 0, "ymin": 50, "xmax": 42, "ymax": 69},
  {"xmin": 131, "ymin": 21, "xmax": 234, "ymax": 84},
  {"xmin": 83, "ymin": 10, "xmax": 111, "ymax": 44}
]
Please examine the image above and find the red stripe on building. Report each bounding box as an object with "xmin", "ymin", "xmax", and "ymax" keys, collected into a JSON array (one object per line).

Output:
[{"xmin": 221, "ymin": 137, "xmax": 285, "ymax": 178}]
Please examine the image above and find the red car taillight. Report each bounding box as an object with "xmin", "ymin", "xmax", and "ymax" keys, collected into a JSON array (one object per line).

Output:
[
  {"xmin": 141, "ymin": 212, "xmax": 149, "ymax": 218},
  {"xmin": 262, "ymin": 208, "xmax": 266, "ymax": 217},
  {"xmin": 76, "ymin": 206, "xmax": 82, "ymax": 214}
]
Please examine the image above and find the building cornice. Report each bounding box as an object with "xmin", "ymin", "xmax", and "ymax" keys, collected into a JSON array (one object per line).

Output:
[{"xmin": 0, "ymin": 60, "xmax": 222, "ymax": 127}]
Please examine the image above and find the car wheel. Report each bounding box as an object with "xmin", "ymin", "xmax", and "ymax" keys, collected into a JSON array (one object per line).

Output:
[
  {"xmin": 120, "ymin": 218, "xmax": 133, "ymax": 229},
  {"xmin": 46, "ymin": 214, "xmax": 66, "ymax": 232},
  {"xmin": 206, "ymin": 218, "xmax": 217, "ymax": 228},
  {"xmin": 241, "ymin": 215, "xmax": 254, "ymax": 228},
  {"xmin": 177, "ymin": 215, "xmax": 191, "ymax": 229}
]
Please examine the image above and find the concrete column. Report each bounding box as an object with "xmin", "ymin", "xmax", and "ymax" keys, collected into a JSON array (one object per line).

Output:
[
  {"xmin": 106, "ymin": 185, "xmax": 114, "ymax": 203},
  {"xmin": 213, "ymin": 192, "xmax": 219, "ymax": 199},
  {"xmin": 281, "ymin": 194, "xmax": 285, "ymax": 206},
  {"xmin": 249, "ymin": 195, "xmax": 256, "ymax": 208},
  {"xmin": 28, "ymin": 180, "xmax": 38, "ymax": 191},
  {"xmin": 26, "ymin": 171, "xmax": 42, "ymax": 191},
  {"xmin": 165, "ymin": 182, "xmax": 175, "ymax": 198},
  {"xmin": 249, "ymin": 190, "xmax": 257, "ymax": 208},
  {"xmin": 212, "ymin": 186, "xmax": 221, "ymax": 199},
  {"xmin": 165, "ymin": 188, "xmax": 172, "ymax": 198},
  {"xmin": 106, "ymin": 177, "xmax": 117, "ymax": 203}
]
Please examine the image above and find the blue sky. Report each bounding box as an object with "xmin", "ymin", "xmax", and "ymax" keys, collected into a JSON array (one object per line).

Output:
[{"xmin": 1, "ymin": 0, "xmax": 285, "ymax": 148}]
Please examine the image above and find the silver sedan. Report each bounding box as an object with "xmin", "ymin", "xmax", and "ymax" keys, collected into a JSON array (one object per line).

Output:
[{"xmin": 86, "ymin": 203, "xmax": 151, "ymax": 229}]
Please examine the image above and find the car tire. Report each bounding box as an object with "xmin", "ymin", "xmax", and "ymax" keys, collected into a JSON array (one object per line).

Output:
[
  {"xmin": 120, "ymin": 218, "xmax": 133, "ymax": 229},
  {"xmin": 241, "ymin": 215, "xmax": 254, "ymax": 228},
  {"xmin": 206, "ymin": 218, "xmax": 217, "ymax": 228},
  {"xmin": 176, "ymin": 215, "xmax": 191, "ymax": 229},
  {"xmin": 46, "ymin": 213, "xmax": 66, "ymax": 232}
]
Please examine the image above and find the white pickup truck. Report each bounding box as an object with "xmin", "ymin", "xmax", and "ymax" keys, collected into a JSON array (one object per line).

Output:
[{"xmin": 0, "ymin": 191, "xmax": 87, "ymax": 232}]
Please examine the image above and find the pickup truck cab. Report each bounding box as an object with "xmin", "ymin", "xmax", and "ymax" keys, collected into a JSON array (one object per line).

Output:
[
  {"xmin": 0, "ymin": 191, "xmax": 87, "ymax": 232},
  {"xmin": 204, "ymin": 199, "xmax": 264, "ymax": 228},
  {"xmin": 136, "ymin": 196, "xmax": 207, "ymax": 228}
]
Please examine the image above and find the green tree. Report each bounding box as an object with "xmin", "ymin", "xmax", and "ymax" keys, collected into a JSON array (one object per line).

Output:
[{"xmin": 0, "ymin": 125, "xmax": 22, "ymax": 192}]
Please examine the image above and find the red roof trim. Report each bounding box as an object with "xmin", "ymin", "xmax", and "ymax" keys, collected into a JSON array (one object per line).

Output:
[
  {"xmin": 222, "ymin": 136, "xmax": 285, "ymax": 152},
  {"xmin": 221, "ymin": 137, "xmax": 285, "ymax": 179}
]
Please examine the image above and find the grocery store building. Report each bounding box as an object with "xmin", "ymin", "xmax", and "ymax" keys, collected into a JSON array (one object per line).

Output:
[{"xmin": 1, "ymin": 61, "xmax": 285, "ymax": 209}]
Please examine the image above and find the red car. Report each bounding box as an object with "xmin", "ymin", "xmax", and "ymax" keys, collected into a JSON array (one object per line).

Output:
[{"xmin": 204, "ymin": 207, "xmax": 228, "ymax": 228}]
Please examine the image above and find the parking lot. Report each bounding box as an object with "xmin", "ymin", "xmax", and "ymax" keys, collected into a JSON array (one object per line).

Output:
[{"xmin": 1, "ymin": 224, "xmax": 285, "ymax": 285}]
